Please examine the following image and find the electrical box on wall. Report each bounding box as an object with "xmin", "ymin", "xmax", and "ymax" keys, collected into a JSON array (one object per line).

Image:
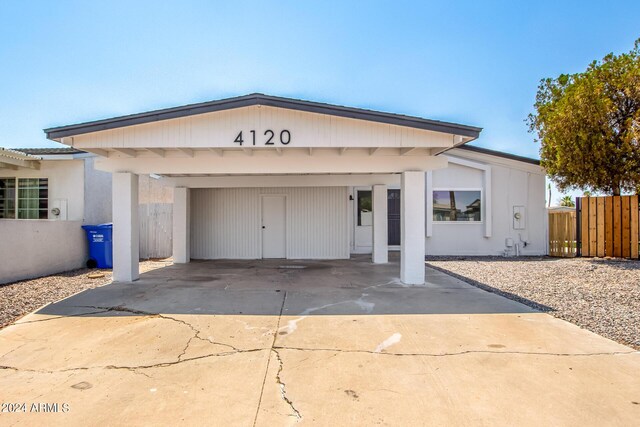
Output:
[
  {"xmin": 51, "ymin": 199, "xmax": 68, "ymax": 220},
  {"xmin": 513, "ymin": 205, "xmax": 525, "ymax": 230}
]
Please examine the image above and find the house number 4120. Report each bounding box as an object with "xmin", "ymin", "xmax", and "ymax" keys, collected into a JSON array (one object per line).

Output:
[{"xmin": 233, "ymin": 129, "xmax": 291, "ymax": 146}]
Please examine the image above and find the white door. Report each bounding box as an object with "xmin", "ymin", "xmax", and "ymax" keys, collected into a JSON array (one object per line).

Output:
[
  {"xmin": 353, "ymin": 188, "xmax": 373, "ymax": 253},
  {"xmin": 262, "ymin": 195, "xmax": 286, "ymax": 258}
]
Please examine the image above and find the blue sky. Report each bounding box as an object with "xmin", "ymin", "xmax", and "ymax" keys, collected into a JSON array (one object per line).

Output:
[{"xmin": 1, "ymin": 1, "xmax": 638, "ymax": 203}]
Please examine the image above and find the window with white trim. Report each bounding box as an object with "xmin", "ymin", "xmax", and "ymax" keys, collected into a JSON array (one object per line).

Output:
[
  {"xmin": 0, "ymin": 178, "xmax": 48, "ymax": 219},
  {"xmin": 433, "ymin": 189, "xmax": 481, "ymax": 222}
]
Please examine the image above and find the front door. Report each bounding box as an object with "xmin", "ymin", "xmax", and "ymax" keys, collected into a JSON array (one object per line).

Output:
[
  {"xmin": 261, "ymin": 195, "xmax": 286, "ymax": 258},
  {"xmin": 388, "ymin": 189, "xmax": 401, "ymax": 245}
]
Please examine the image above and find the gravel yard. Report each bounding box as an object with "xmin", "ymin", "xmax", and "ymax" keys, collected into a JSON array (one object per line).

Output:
[
  {"xmin": 0, "ymin": 259, "xmax": 172, "ymax": 329},
  {"xmin": 426, "ymin": 256, "xmax": 640, "ymax": 350}
]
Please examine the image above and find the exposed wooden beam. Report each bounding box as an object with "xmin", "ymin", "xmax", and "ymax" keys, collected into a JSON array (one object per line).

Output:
[
  {"xmin": 146, "ymin": 148, "xmax": 165, "ymax": 157},
  {"xmin": 111, "ymin": 148, "xmax": 137, "ymax": 158},
  {"xmin": 369, "ymin": 147, "xmax": 381, "ymax": 156},
  {"xmin": 60, "ymin": 136, "xmax": 74, "ymax": 146},
  {"xmin": 208, "ymin": 148, "xmax": 223, "ymax": 157},
  {"xmin": 177, "ymin": 148, "xmax": 194, "ymax": 157},
  {"xmin": 85, "ymin": 148, "xmax": 109, "ymax": 157},
  {"xmin": 400, "ymin": 147, "xmax": 418, "ymax": 156},
  {"xmin": 0, "ymin": 163, "xmax": 18, "ymax": 170},
  {"xmin": 0, "ymin": 157, "xmax": 39, "ymax": 170}
]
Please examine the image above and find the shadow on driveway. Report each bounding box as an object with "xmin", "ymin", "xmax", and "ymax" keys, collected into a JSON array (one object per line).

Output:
[{"xmin": 37, "ymin": 255, "xmax": 539, "ymax": 318}]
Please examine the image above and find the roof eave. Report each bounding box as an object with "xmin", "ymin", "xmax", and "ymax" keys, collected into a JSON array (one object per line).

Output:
[
  {"xmin": 44, "ymin": 94, "xmax": 482, "ymax": 141},
  {"xmin": 448, "ymin": 145, "xmax": 541, "ymax": 166}
]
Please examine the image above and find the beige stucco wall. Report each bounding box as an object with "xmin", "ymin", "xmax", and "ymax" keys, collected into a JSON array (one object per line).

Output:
[
  {"xmin": 0, "ymin": 159, "xmax": 87, "ymax": 283},
  {"xmin": 0, "ymin": 220, "xmax": 86, "ymax": 284}
]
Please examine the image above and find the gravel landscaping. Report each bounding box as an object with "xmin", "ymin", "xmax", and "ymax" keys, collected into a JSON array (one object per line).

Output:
[
  {"xmin": 0, "ymin": 259, "xmax": 173, "ymax": 329},
  {"xmin": 426, "ymin": 256, "xmax": 640, "ymax": 350}
]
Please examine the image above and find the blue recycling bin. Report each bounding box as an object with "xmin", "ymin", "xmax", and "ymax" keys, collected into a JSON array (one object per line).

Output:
[{"xmin": 81, "ymin": 223, "xmax": 113, "ymax": 269}]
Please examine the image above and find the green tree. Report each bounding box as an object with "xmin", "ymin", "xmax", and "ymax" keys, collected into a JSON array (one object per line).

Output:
[
  {"xmin": 528, "ymin": 40, "xmax": 640, "ymax": 196},
  {"xmin": 558, "ymin": 195, "xmax": 575, "ymax": 207}
]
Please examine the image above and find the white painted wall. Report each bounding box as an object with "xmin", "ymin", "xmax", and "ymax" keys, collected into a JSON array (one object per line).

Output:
[
  {"xmin": 172, "ymin": 187, "xmax": 190, "ymax": 263},
  {"xmin": 112, "ymin": 172, "xmax": 139, "ymax": 282},
  {"xmin": 190, "ymin": 187, "xmax": 348, "ymax": 259},
  {"xmin": 0, "ymin": 159, "xmax": 85, "ymax": 221},
  {"xmin": 401, "ymin": 171, "xmax": 426, "ymax": 284},
  {"xmin": 73, "ymin": 105, "xmax": 457, "ymax": 150},
  {"xmin": 427, "ymin": 151, "xmax": 546, "ymax": 256},
  {"xmin": 0, "ymin": 220, "xmax": 86, "ymax": 284},
  {"xmin": 0, "ymin": 157, "xmax": 111, "ymax": 285},
  {"xmin": 83, "ymin": 156, "xmax": 112, "ymax": 224},
  {"xmin": 94, "ymin": 150, "xmax": 448, "ymax": 175},
  {"xmin": 344, "ymin": 151, "xmax": 546, "ymax": 256},
  {"xmin": 371, "ymin": 184, "xmax": 388, "ymax": 263}
]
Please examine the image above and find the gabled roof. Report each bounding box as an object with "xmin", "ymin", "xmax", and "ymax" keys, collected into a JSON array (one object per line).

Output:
[{"xmin": 44, "ymin": 93, "xmax": 482, "ymax": 140}]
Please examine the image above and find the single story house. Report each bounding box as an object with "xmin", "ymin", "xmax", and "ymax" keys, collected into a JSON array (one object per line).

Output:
[
  {"xmin": 43, "ymin": 94, "xmax": 546, "ymax": 285},
  {"xmin": 0, "ymin": 148, "xmax": 172, "ymax": 284},
  {"xmin": 0, "ymin": 147, "xmax": 109, "ymax": 283}
]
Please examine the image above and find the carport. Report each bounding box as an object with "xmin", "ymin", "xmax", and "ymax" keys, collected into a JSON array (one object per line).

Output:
[{"xmin": 44, "ymin": 94, "xmax": 481, "ymax": 284}]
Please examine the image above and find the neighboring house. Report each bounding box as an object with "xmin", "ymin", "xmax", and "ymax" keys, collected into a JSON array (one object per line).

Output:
[
  {"xmin": 0, "ymin": 147, "xmax": 110, "ymax": 284},
  {"xmin": 43, "ymin": 93, "xmax": 546, "ymax": 285},
  {"xmin": 0, "ymin": 148, "xmax": 172, "ymax": 284}
]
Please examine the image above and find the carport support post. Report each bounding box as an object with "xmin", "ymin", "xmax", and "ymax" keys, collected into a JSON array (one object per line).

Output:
[
  {"xmin": 173, "ymin": 187, "xmax": 191, "ymax": 263},
  {"xmin": 401, "ymin": 171, "xmax": 425, "ymax": 284},
  {"xmin": 112, "ymin": 172, "xmax": 139, "ymax": 282},
  {"xmin": 372, "ymin": 184, "xmax": 388, "ymax": 263}
]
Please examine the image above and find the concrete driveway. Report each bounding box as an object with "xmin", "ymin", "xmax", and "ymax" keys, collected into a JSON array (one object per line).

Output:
[{"xmin": 1, "ymin": 255, "xmax": 639, "ymax": 426}]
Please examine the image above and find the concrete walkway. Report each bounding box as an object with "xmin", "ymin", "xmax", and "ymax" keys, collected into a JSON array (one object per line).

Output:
[{"xmin": 1, "ymin": 256, "xmax": 639, "ymax": 426}]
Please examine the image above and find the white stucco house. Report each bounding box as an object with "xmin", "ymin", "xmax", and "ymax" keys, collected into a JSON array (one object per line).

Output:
[
  {"xmin": 42, "ymin": 94, "xmax": 546, "ymax": 285},
  {"xmin": 0, "ymin": 147, "xmax": 112, "ymax": 284},
  {"xmin": 0, "ymin": 148, "xmax": 173, "ymax": 284}
]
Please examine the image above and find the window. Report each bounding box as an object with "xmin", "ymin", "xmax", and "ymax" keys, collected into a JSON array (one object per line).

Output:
[
  {"xmin": 433, "ymin": 190, "xmax": 481, "ymax": 222},
  {"xmin": 0, "ymin": 178, "xmax": 16, "ymax": 219},
  {"xmin": 357, "ymin": 190, "xmax": 372, "ymax": 226},
  {"xmin": 0, "ymin": 178, "xmax": 48, "ymax": 219}
]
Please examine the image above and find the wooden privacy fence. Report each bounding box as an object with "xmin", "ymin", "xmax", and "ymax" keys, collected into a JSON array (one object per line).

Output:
[
  {"xmin": 548, "ymin": 211, "xmax": 577, "ymax": 257},
  {"xmin": 576, "ymin": 195, "xmax": 639, "ymax": 258},
  {"xmin": 139, "ymin": 203, "xmax": 173, "ymax": 259}
]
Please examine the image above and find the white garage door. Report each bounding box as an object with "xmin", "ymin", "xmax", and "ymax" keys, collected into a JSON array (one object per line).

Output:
[{"xmin": 190, "ymin": 187, "xmax": 349, "ymax": 259}]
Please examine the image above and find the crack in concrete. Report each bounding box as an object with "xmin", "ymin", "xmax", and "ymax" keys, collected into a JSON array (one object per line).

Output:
[
  {"xmin": 4, "ymin": 301, "xmax": 636, "ymax": 423},
  {"xmin": 0, "ymin": 304, "xmax": 268, "ymax": 378},
  {"xmin": 3, "ymin": 346, "xmax": 633, "ymax": 378},
  {"xmin": 273, "ymin": 346, "xmax": 639, "ymax": 358},
  {"xmin": 272, "ymin": 348, "xmax": 302, "ymax": 420},
  {"xmin": 5, "ymin": 310, "xmax": 113, "ymax": 327},
  {"xmin": 0, "ymin": 341, "xmax": 29, "ymax": 359},
  {"xmin": 0, "ymin": 348, "xmax": 267, "ymax": 375},
  {"xmin": 77, "ymin": 305, "xmax": 242, "ymax": 355},
  {"xmin": 252, "ymin": 291, "xmax": 290, "ymax": 427}
]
